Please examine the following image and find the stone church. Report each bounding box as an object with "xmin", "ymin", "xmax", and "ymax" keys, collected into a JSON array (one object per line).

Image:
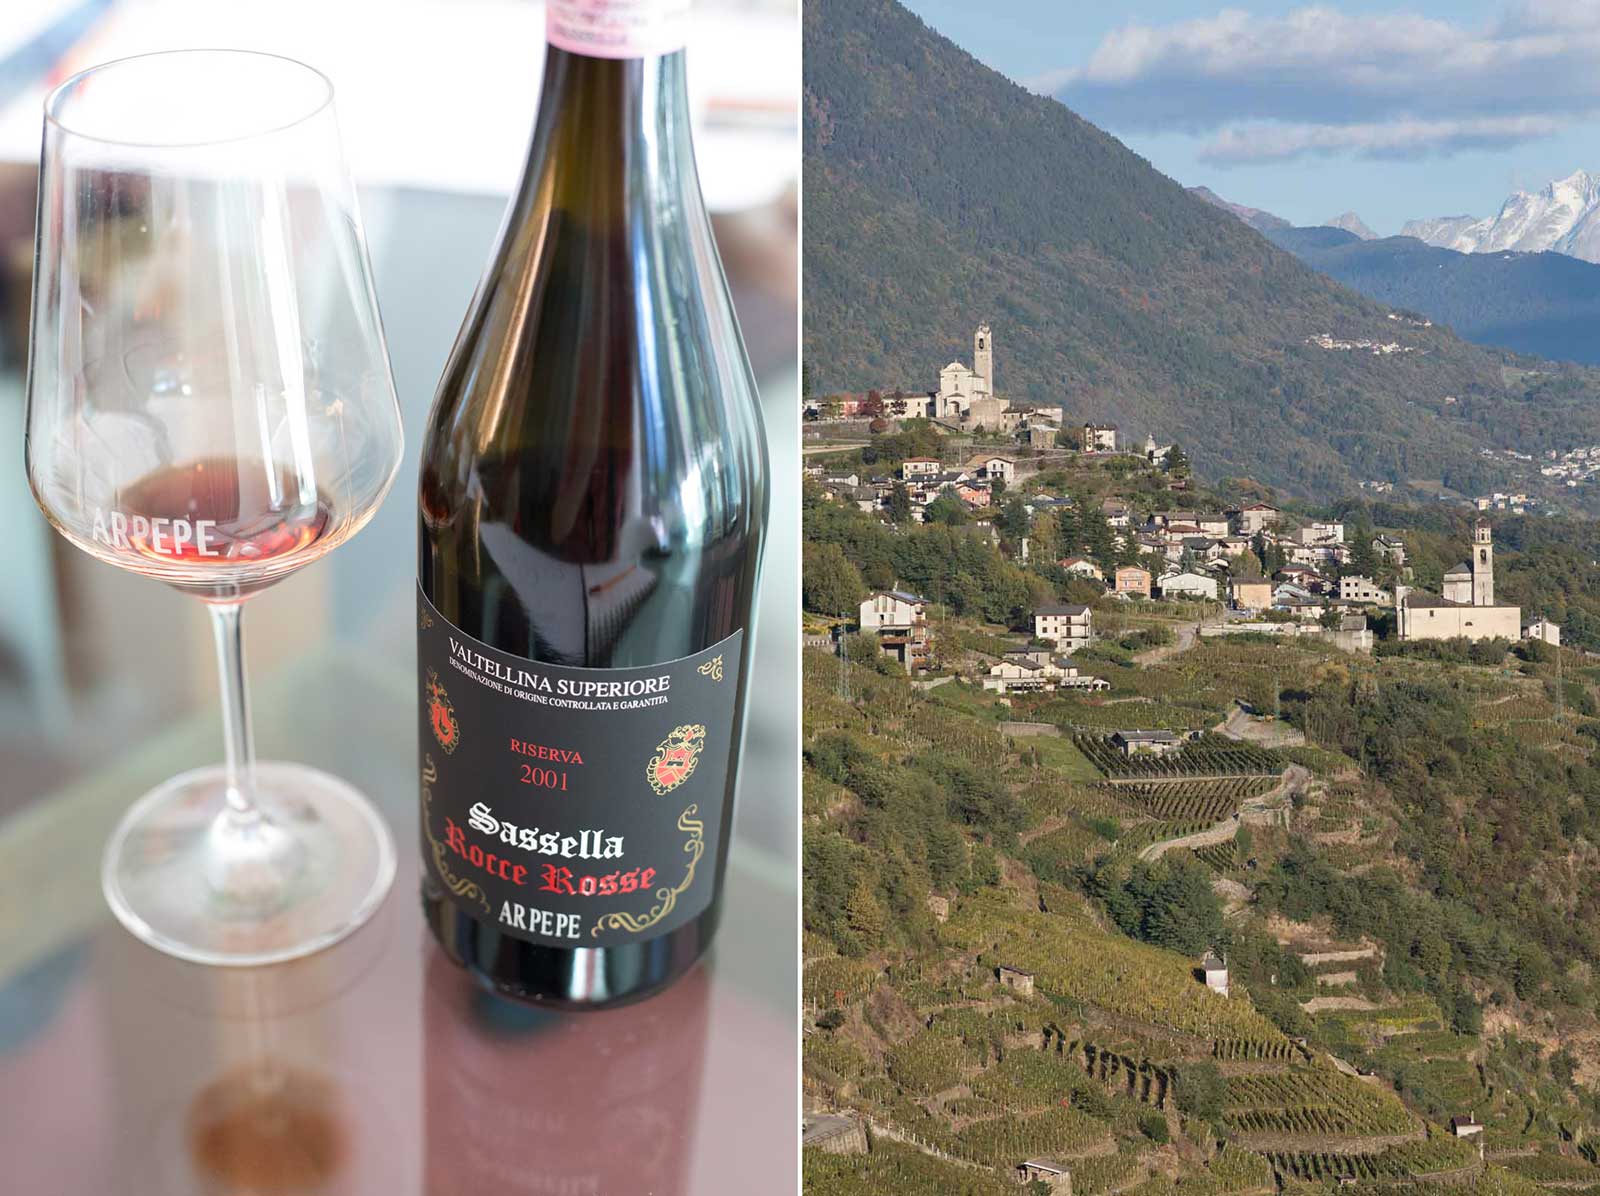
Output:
[
  {"xmin": 1397, "ymin": 522, "xmax": 1520, "ymax": 642},
  {"xmin": 929, "ymin": 325, "xmax": 1008, "ymax": 429}
]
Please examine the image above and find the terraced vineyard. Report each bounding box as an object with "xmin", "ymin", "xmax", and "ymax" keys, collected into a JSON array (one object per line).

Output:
[
  {"xmin": 1504, "ymin": 1151, "xmax": 1600, "ymax": 1184},
  {"xmin": 1052, "ymin": 1040, "xmax": 1174, "ymax": 1108},
  {"xmin": 1192, "ymin": 839, "xmax": 1239, "ymax": 871},
  {"xmin": 886, "ymin": 1027, "xmax": 982, "ymax": 1094},
  {"xmin": 1265, "ymin": 1136, "xmax": 1479, "ymax": 1182},
  {"xmin": 1213, "ymin": 1038, "xmax": 1305, "ymax": 1063},
  {"xmin": 1073, "ymin": 733, "xmax": 1284, "ymax": 780},
  {"xmin": 1067, "ymin": 1148, "xmax": 1144, "ymax": 1195},
  {"xmin": 1115, "ymin": 818, "xmax": 1213, "ymax": 856},
  {"xmin": 1225, "ymin": 1068, "xmax": 1418, "ymax": 1137},
  {"xmin": 806, "ymin": 954, "xmax": 881, "ymax": 1006},
  {"xmin": 940, "ymin": 1105, "xmax": 1115, "ymax": 1168},
  {"xmin": 804, "ymin": 1139, "xmax": 1018, "ymax": 1196},
  {"xmin": 1115, "ymin": 776, "xmax": 1278, "ymax": 822},
  {"xmin": 941, "ymin": 893, "xmax": 1290, "ymax": 1043},
  {"xmin": 1209, "ymin": 1144, "xmax": 1277, "ymax": 1193}
]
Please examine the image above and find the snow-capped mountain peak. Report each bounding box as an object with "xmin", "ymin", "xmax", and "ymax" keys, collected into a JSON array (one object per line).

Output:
[{"xmin": 1403, "ymin": 170, "xmax": 1600, "ymax": 263}]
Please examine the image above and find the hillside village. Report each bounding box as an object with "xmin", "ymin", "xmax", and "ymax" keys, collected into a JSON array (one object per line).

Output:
[
  {"xmin": 801, "ymin": 326, "xmax": 1600, "ymax": 1196},
  {"xmin": 806, "ymin": 325, "xmax": 1563, "ymax": 694}
]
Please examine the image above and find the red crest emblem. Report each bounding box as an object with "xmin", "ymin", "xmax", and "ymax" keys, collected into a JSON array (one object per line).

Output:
[
  {"xmin": 647, "ymin": 724, "xmax": 706, "ymax": 795},
  {"xmin": 425, "ymin": 669, "xmax": 460, "ymax": 754}
]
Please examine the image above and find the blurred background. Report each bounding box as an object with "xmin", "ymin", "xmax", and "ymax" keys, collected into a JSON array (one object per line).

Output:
[{"xmin": 0, "ymin": 0, "xmax": 798, "ymax": 854}]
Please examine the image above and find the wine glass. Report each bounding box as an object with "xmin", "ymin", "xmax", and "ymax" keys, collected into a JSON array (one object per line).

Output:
[{"xmin": 24, "ymin": 50, "xmax": 404, "ymax": 965}]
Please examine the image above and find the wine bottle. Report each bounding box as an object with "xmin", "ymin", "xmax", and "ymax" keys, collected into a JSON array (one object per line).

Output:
[{"xmin": 416, "ymin": 0, "xmax": 768, "ymax": 1009}]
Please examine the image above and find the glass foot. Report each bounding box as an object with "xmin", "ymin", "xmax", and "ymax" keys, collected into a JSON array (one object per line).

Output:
[{"xmin": 102, "ymin": 762, "xmax": 396, "ymax": 966}]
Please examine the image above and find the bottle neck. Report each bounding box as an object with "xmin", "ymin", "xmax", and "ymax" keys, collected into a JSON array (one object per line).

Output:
[{"xmin": 526, "ymin": 45, "xmax": 697, "ymax": 229}]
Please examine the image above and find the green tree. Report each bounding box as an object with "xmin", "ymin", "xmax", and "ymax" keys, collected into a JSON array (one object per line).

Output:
[
  {"xmin": 845, "ymin": 878, "xmax": 887, "ymax": 949},
  {"xmin": 1165, "ymin": 441, "xmax": 1190, "ymax": 477},
  {"xmin": 844, "ymin": 634, "xmax": 880, "ymax": 667},
  {"xmin": 926, "ymin": 487, "xmax": 968, "ymax": 526},
  {"xmin": 998, "ymin": 496, "xmax": 1031, "ymax": 542},
  {"xmin": 1174, "ymin": 1062, "xmax": 1226, "ymax": 1122},
  {"xmin": 887, "ymin": 481, "xmax": 912, "ymax": 522},
  {"xmin": 802, "ymin": 542, "xmax": 866, "ymax": 616},
  {"xmin": 1031, "ymin": 510, "xmax": 1061, "ymax": 562}
]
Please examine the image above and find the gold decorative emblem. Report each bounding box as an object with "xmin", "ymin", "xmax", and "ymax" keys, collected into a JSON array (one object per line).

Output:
[
  {"xmin": 421, "ymin": 754, "xmax": 489, "ymax": 914},
  {"xmin": 425, "ymin": 668, "xmax": 460, "ymax": 754},
  {"xmin": 646, "ymin": 724, "xmax": 705, "ymax": 795},
  {"xmin": 592, "ymin": 805, "xmax": 705, "ymax": 938},
  {"xmin": 419, "ymin": 606, "xmax": 434, "ymax": 629},
  {"xmin": 697, "ymin": 655, "xmax": 724, "ymax": 682}
]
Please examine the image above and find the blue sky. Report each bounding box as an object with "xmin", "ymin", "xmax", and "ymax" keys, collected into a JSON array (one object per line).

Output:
[{"xmin": 900, "ymin": 0, "xmax": 1600, "ymax": 236}]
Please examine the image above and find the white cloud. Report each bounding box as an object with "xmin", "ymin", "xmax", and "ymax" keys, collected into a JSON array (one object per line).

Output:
[
  {"xmin": 1200, "ymin": 115, "xmax": 1566, "ymax": 163},
  {"xmin": 1051, "ymin": 2, "xmax": 1600, "ymax": 162}
]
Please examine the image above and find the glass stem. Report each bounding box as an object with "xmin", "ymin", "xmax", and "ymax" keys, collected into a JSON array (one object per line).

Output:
[{"xmin": 208, "ymin": 602, "xmax": 259, "ymax": 819}]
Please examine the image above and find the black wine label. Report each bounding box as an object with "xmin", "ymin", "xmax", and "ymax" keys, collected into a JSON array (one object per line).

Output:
[{"xmin": 417, "ymin": 585, "xmax": 741, "ymax": 949}]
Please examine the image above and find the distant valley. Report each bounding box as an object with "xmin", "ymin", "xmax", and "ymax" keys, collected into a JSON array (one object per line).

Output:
[
  {"xmin": 1191, "ymin": 186, "xmax": 1600, "ymax": 367},
  {"xmin": 1263, "ymin": 226, "xmax": 1600, "ymax": 367}
]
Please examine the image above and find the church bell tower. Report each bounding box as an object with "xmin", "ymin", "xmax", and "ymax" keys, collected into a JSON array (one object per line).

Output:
[
  {"xmin": 973, "ymin": 323, "xmax": 993, "ymax": 398},
  {"xmin": 1472, "ymin": 521, "xmax": 1494, "ymax": 607}
]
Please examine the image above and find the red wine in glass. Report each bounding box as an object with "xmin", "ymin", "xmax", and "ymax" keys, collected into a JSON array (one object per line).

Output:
[{"xmin": 112, "ymin": 458, "xmax": 336, "ymax": 599}]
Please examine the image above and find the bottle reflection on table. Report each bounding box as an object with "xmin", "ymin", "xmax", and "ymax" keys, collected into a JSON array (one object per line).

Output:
[
  {"xmin": 96, "ymin": 902, "xmax": 399, "ymax": 1195},
  {"xmin": 422, "ymin": 948, "xmax": 712, "ymax": 1195}
]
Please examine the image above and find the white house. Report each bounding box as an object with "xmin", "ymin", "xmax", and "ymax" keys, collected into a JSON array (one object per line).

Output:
[
  {"xmin": 1034, "ymin": 602, "xmax": 1093, "ymax": 649},
  {"xmin": 1287, "ymin": 542, "xmax": 1350, "ymax": 569},
  {"xmin": 1157, "ymin": 571, "xmax": 1219, "ymax": 601},
  {"xmin": 1232, "ymin": 503, "xmax": 1282, "ymax": 535},
  {"xmin": 1083, "ymin": 423, "xmax": 1118, "ymax": 453},
  {"xmin": 1297, "ymin": 522, "xmax": 1346, "ymax": 546},
  {"xmin": 979, "ymin": 455, "xmax": 1016, "ymax": 484},
  {"xmin": 1525, "ymin": 617, "xmax": 1561, "ymax": 647},
  {"xmin": 1373, "ymin": 534, "xmax": 1407, "ymax": 566},
  {"xmin": 1059, "ymin": 556, "xmax": 1104, "ymax": 581},
  {"xmin": 901, "ymin": 457, "xmax": 940, "ymax": 479},
  {"xmin": 1112, "ymin": 729, "xmax": 1183, "ymax": 756},
  {"xmin": 981, "ymin": 657, "xmax": 1055, "ymax": 693},
  {"xmin": 1338, "ymin": 575, "xmax": 1390, "ymax": 605},
  {"xmin": 1201, "ymin": 952, "xmax": 1229, "ymax": 998},
  {"xmin": 983, "ymin": 651, "xmax": 1107, "ymax": 694},
  {"xmin": 1100, "ymin": 498, "xmax": 1132, "ymax": 528},
  {"xmin": 859, "ymin": 591, "xmax": 922, "ymax": 631},
  {"xmin": 858, "ymin": 591, "xmax": 930, "ymax": 671}
]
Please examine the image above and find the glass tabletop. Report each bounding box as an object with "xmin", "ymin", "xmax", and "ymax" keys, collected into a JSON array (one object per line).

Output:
[{"xmin": 0, "ymin": 649, "xmax": 798, "ymax": 1194}]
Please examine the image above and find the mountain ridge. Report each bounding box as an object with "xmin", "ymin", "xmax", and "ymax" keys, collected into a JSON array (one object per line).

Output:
[{"xmin": 1190, "ymin": 185, "xmax": 1291, "ymax": 233}]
